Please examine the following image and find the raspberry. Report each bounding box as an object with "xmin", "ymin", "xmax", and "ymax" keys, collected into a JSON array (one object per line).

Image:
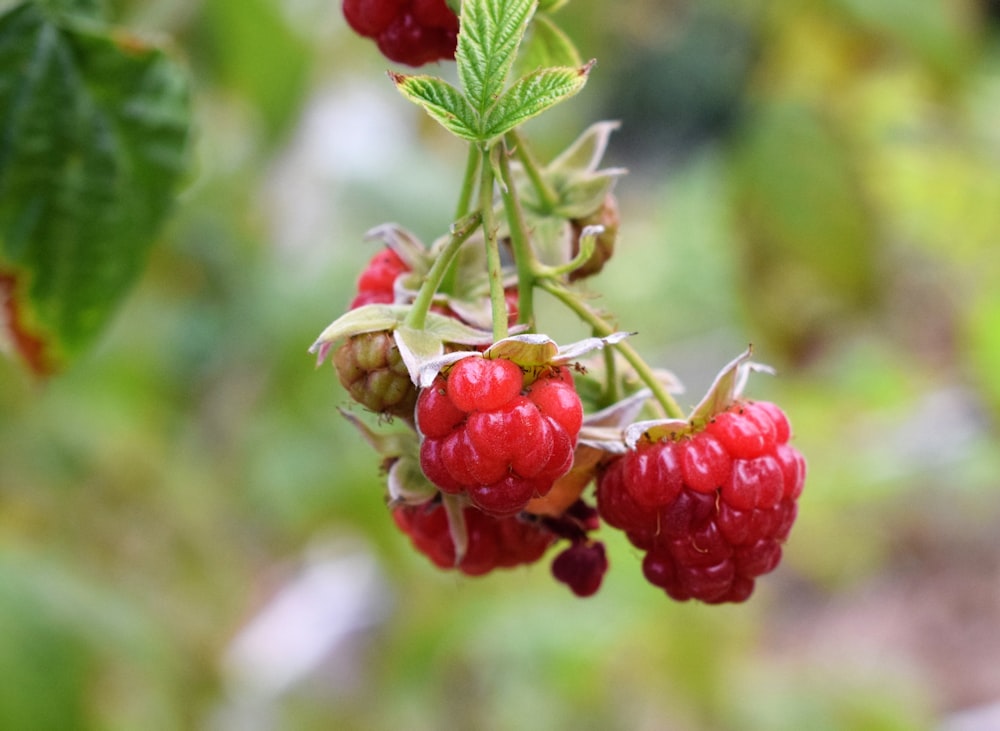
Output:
[
  {"xmin": 343, "ymin": 0, "xmax": 405, "ymax": 36},
  {"xmin": 342, "ymin": 0, "xmax": 458, "ymax": 67},
  {"xmin": 392, "ymin": 501, "xmax": 556, "ymax": 575},
  {"xmin": 350, "ymin": 248, "xmax": 409, "ymax": 309},
  {"xmin": 596, "ymin": 400, "xmax": 806, "ymax": 603},
  {"xmin": 551, "ymin": 541, "xmax": 608, "ymax": 597},
  {"xmin": 348, "ymin": 249, "xmax": 521, "ymax": 330},
  {"xmin": 333, "ymin": 330, "xmax": 418, "ymax": 418},
  {"xmin": 417, "ymin": 357, "xmax": 583, "ymax": 517}
]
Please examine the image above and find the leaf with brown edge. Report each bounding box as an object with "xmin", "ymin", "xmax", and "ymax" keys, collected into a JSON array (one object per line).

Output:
[{"xmin": 0, "ymin": 3, "xmax": 191, "ymax": 375}]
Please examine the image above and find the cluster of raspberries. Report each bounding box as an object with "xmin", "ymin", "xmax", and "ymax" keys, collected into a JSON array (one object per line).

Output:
[
  {"xmin": 329, "ymin": 247, "xmax": 807, "ymax": 602},
  {"xmin": 342, "ymin": 0, "xmax": 459, "ymax": 66},
  {"xmin": 333, "ymin": 0, "xmax": 807, "ymax": 605}
]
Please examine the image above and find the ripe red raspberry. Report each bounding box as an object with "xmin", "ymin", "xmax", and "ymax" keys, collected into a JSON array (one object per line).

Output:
[
  {"xmin": 342, "ymin": 0, "xmax": 458, "ymax": 67},
  {"xmin": 392, "ymin": 501, "xmax": 556, "ymax": 575},
  {"xmin": 417, "ymin": 357, "xmax": 583, "ymax": 517},
  {"xmin": 350, "ymin": 248, "xmax": 409, "ymax": 309},
  {"xmin": 333, "ymin": 330, "xmax": 418, "ymax": 418},
  {"xmin": 348, "ymin": 248, "xmax": 520, "ymax": 330},
  {"xmin": 596, "ymin": 400, "xmax": 806, "ymax": 603}
]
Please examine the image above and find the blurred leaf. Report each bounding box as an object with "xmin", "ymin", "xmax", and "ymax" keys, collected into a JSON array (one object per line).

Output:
[
  {"xmin": 516, "ymin": 13, "xmax": 582, "ymax": 76},
  {"xmin": 0, "ymin": 2, "xmax": 190, "ymax": 374},
  {"xmin": 199, "ymin": 0, "xmax": 309, "ymax": 140},
  {"xmin": 729, "ymin": 100, "xmax": 879, "ymax": 361},
  {"xmin": 830, "ymin": 0, "xmax": 974, "ymax": 82}
]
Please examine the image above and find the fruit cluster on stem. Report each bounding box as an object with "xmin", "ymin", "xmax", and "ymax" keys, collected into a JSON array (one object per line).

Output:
[{"xmin": 314, "ymin": 0, "xmax": 807, "ymax": 602}]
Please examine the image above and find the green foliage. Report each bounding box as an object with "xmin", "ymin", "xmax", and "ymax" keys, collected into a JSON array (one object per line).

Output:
[
  {"xmin": 482, "ymin": 64, "xmax": 590, "ymax": 139},
  {"xmin": 0, "ymin": 0, "xmax": 190, "ymax": 374},
  {"xmin": 393, "ymin": 0, "xmax": 589, "ymax": 144},
  {"xmin": 456, "ymin": 0, "xmax": 535, "ymax": 117}
]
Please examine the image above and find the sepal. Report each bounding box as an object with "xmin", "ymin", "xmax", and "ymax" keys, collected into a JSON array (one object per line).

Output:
[
  {"xmin": 412, "ymin": 331, "xmax": 631, "ymax": 387},
  {"xmin": 338, "ymin": 410, "xmax": 438, "ymax": 507},
  {"xmin": 309, "ymin": 306, "xmax": 493, "ymax": 371},
  {"xmin": 623, "ymin": 346, "xmax": 776, "ymax": 447}
]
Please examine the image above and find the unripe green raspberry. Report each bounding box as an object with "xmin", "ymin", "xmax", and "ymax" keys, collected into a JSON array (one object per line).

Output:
[
  {"xmin": 334, "ymin": 331, "xmax": 418, "ymax": 419},
  {"xmin": 569, "ymin": 193, "xmax": 620, "ymax": 282}
]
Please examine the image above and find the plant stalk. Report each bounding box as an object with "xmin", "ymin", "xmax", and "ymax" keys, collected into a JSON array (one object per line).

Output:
[
  {"xmin": 404, "ymin": 211, "xmax": 482, "ymax": 330},
  {"xmin": 507, "ymin": 130, "xmax": 559, "ymax": 212},
  {"xmin": 539, "ymin": 279, "xmax": 685, "ymax": 419},
  {"xmin": 480, "ymin": 146, "xmax": 509, "ymax": 342},
  {"xmin": 497, "ymin": 139, "xmax": 538, "ymax": 328}
]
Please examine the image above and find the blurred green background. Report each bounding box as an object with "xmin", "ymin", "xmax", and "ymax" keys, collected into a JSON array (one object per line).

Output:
[{"xmin": 3, "ymin": 0, "xmax": 1000, "ymax": 729}]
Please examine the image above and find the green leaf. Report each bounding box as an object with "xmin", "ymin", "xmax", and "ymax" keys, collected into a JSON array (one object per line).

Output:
[
  {"xmin": 516, "ymin": 12, "xmax": 581, "ymax": 77},
  {"xmin": 456, "ymin": 0, "xmax": 536, "ymax": 118},
  {"xmin": 0, "ymin": 3, "xmax": 190, "ymax": 375},
  {"xmin": 389, "ymin": 72, "xmax": 479, "ymax": 141},
  {"xmin": 481, "ymin": 62, "xmax": 592, "ymax": 141}
]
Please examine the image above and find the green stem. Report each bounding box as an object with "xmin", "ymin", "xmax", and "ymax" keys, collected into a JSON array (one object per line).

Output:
[
  {"xmin": 539, "ymin": 279, "xmax": 685, "ymax": 419},
  {"xmin": 404, "ymin": 211, "xmax": 482, "ymax": 330},
  {"xmin": 507, "ymin": 130, "xmax": 558, "ymax": 213},
  {"xmin": 454, "ymin": 145, "xmax": 480, "ymax": 221},
  {"xmin": 497, "ymin": 139, "xmax": 537, "ymax": 328},
  {"xmin": 480, "ymin": 146, "xmax": 508, "ymax": 342},
  {"xmin": 441, "ymin": 146, "xmax": 482, "ymax": 296}
]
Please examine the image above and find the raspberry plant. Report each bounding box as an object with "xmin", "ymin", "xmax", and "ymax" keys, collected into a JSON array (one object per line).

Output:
[{"xmin": 313, "ymin": 0, "xmax": 806, "ymax": 602}]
